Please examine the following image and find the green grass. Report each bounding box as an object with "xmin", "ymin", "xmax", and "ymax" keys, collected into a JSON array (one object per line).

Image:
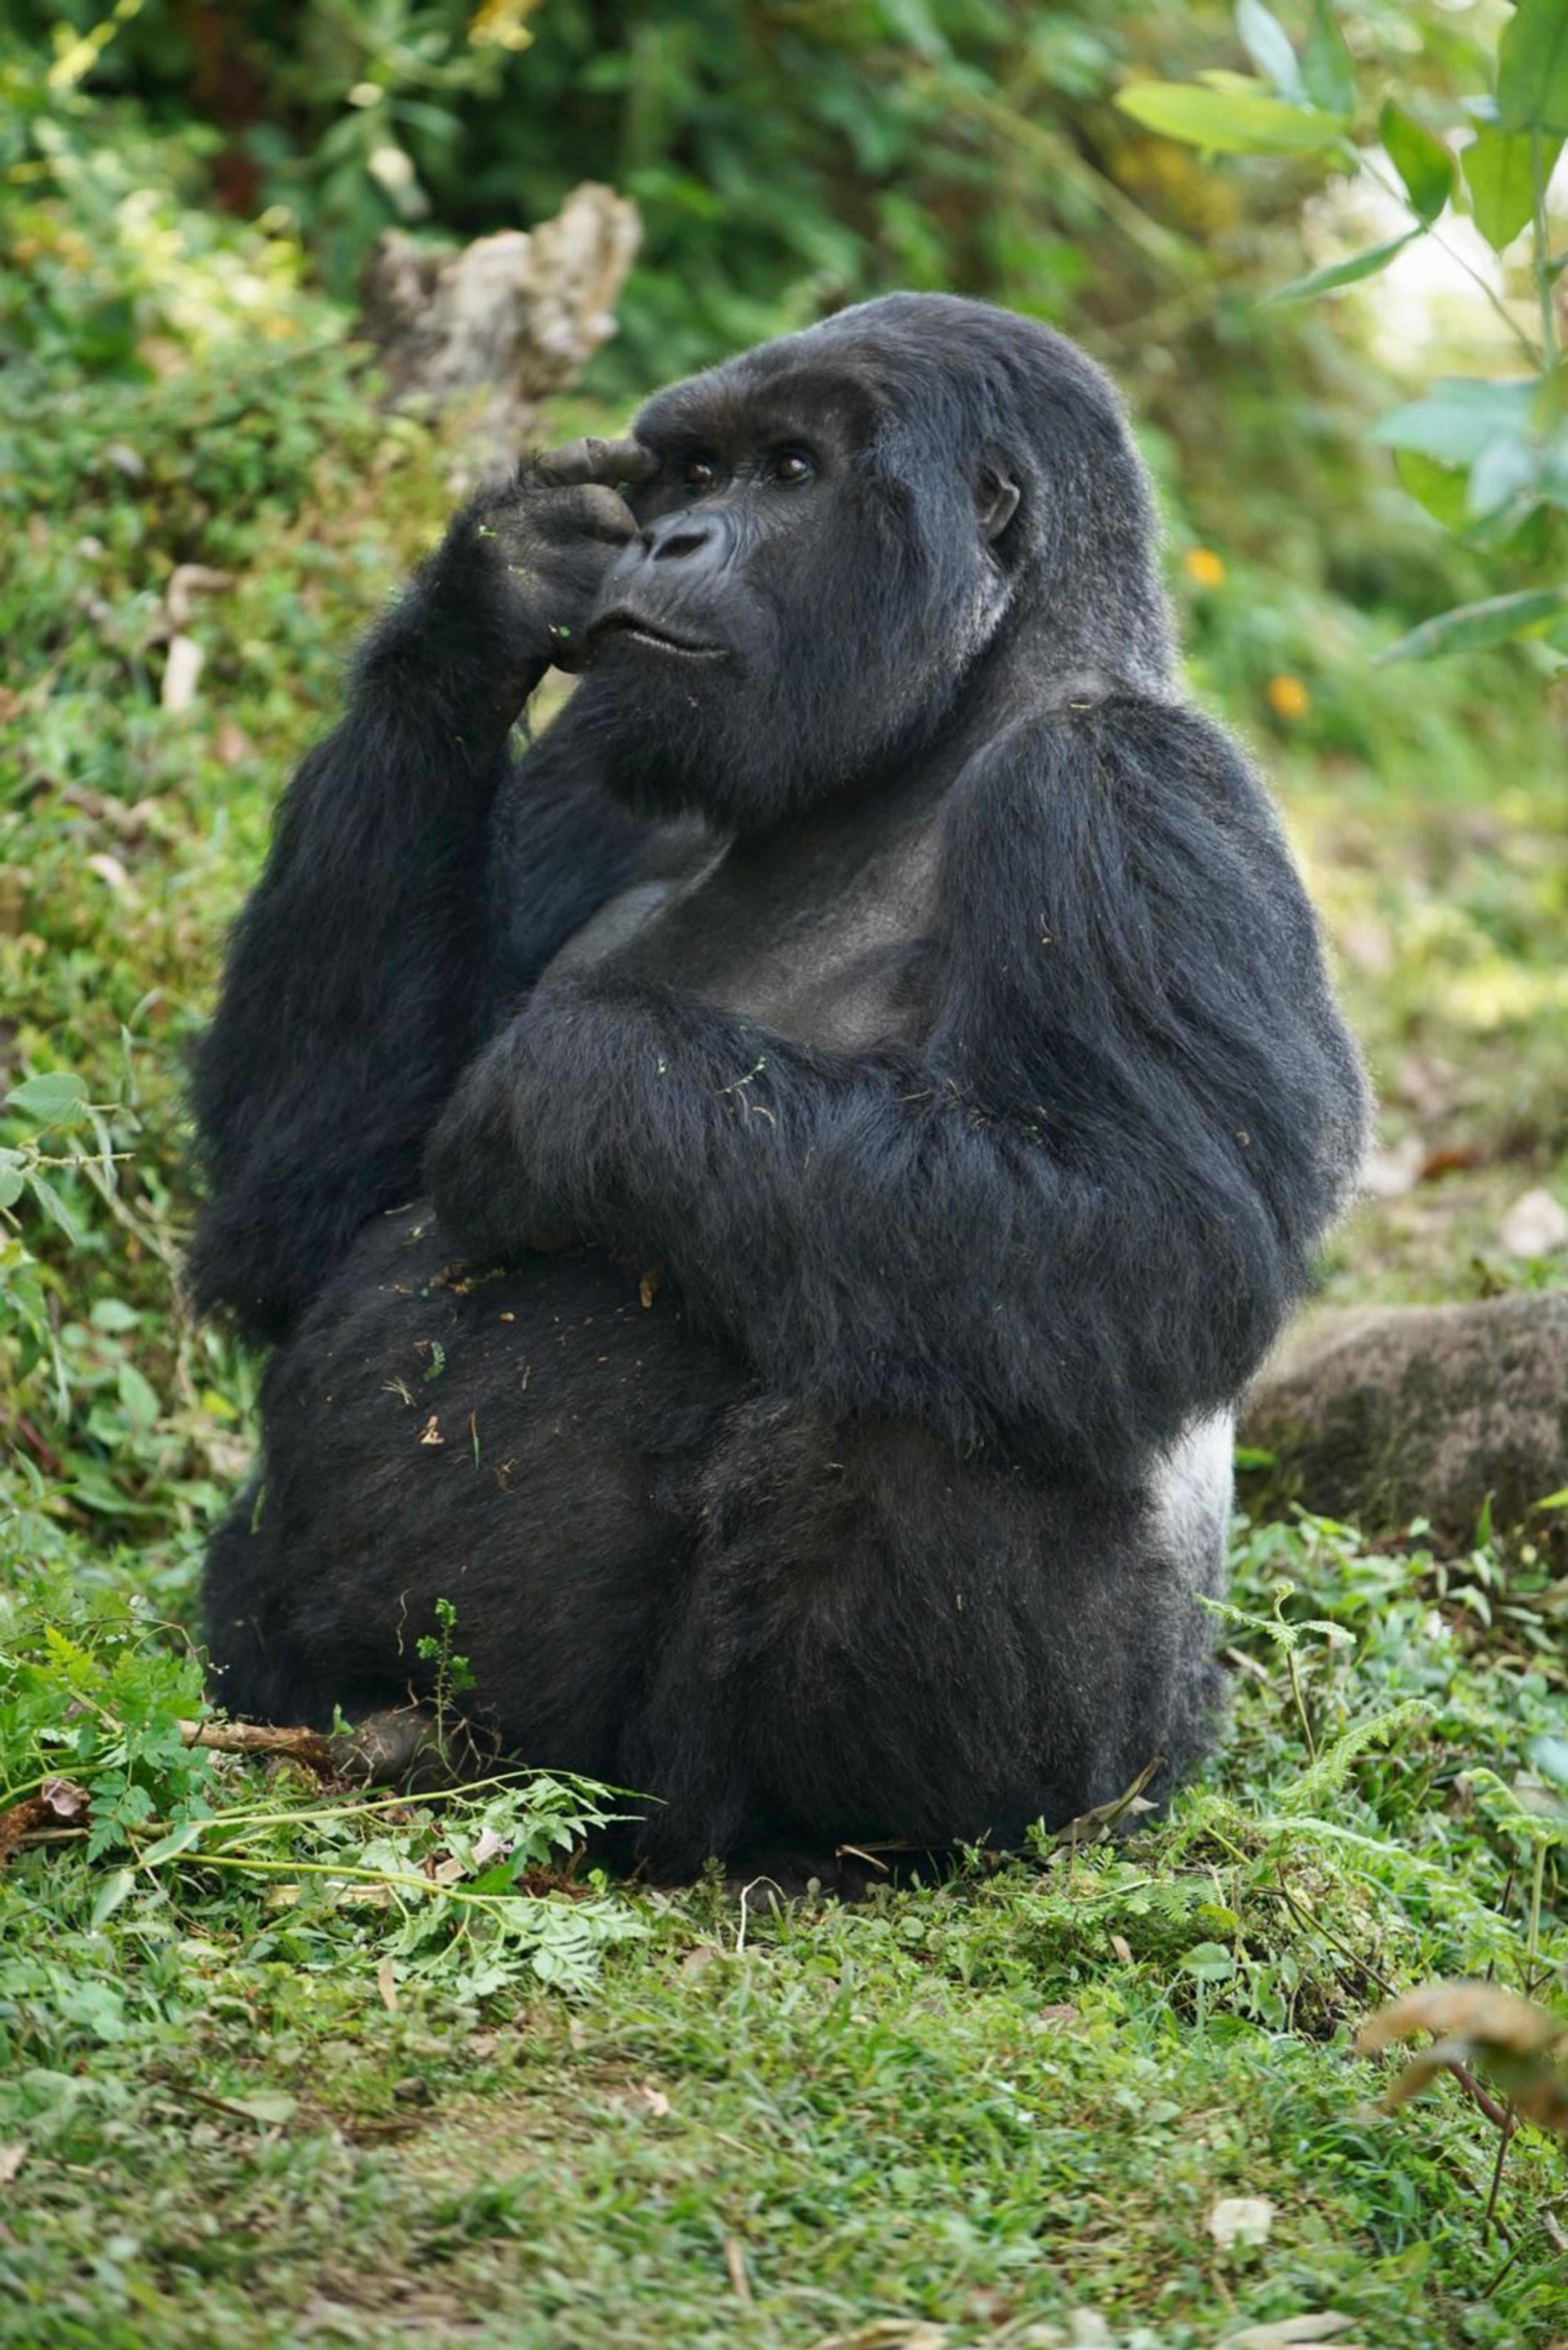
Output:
[
  {"xmin": 2, "ymin": 265, "xmax": 1566, "ymax": 2348},
  {"xmin": 2, "ymin": 1514, "xmax": 1564, "ymax": 2346}
]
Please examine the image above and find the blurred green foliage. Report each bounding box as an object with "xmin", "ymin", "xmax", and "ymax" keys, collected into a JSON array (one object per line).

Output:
[{"xmin": 1119, "ymin": 0, "xmax": 1568, "ymax": 659}]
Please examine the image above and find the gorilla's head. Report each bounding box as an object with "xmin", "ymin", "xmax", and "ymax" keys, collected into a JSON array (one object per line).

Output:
[{"xmin": 572, "ymin": 294, "xmax": 1174, "ymax": 834}]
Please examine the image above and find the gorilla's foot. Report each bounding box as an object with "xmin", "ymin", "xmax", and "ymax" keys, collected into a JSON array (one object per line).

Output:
[{"xmin": 327, "ymin": 1705, "xmax": 489, "ymax": 1792}]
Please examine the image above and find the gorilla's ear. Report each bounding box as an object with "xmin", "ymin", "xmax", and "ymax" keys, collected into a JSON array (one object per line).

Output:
[{"xmin": 977, "ymin": 465, "xmax": 1020, "ymax": 543}]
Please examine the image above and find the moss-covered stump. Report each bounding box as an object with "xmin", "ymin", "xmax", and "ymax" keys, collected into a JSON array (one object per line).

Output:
[{"xmin": 1241, "ymin": 1292, "xmax": 1568, "ymax": 1556}]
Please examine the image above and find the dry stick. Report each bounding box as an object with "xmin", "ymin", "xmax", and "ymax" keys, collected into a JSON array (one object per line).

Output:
[
  {"xmin": 177, "ymin": 1719, "xmax": 335, "ymax": 1773},
  {"xmin": 1481, "ymin": 2100, "xmax": 1518, "ymax": 2244}
]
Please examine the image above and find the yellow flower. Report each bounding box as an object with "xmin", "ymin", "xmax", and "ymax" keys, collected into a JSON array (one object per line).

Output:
[
  {"xmin": 1183, "ymin": 546, "xmax": 1226, "ymax": 589},
  {"xmin": 469, "ymin": 0, "xmax": 538, "ymax": 49},
  {"xmin": 1266, "ymin": 674, "xmax": 1311, "ymax": 720}
]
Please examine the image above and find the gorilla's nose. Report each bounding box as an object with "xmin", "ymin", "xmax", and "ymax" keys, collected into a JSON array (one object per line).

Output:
[{"xmin": 637, "ymin": 508, "xmax": 735, "ymax": 575}]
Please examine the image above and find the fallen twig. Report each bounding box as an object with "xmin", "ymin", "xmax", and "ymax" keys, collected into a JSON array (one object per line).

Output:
[{"xmin": 176, "ymin": 1718, "xmax": 335, "ymax": 1774}]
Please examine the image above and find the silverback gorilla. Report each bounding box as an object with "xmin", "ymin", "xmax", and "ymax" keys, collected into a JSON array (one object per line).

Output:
[{"xmin": 194, "ymin": 294, "xmax": 1368, "ymax": 1876}]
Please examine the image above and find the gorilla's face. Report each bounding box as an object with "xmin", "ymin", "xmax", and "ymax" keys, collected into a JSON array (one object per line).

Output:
[{"xmin": 569, "ymin": 348, "xmax": 1021, "ymax": 833}]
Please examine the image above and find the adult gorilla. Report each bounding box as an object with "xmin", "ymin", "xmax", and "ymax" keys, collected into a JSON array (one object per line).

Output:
[{"xmin": 194, "ymin": 294, "xmax": 1367, "ymax": 1875}]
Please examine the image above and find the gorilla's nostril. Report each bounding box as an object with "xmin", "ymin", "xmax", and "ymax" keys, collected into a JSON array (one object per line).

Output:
[{"xmin": 653, "ymin": 526, "xmax": 709, "ymax": 562}]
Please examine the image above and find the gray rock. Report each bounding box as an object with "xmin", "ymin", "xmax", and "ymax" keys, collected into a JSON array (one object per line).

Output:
[{"xmin": 1241, "ymin": 1291, "xmax": 1568, "ymax": 1555}]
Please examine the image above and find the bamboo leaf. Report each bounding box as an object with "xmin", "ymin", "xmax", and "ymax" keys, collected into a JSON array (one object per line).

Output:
[
  {"xmin": 1115, "ymin": 82, "xmax": 1349, "ymax": 154},
  {"xmin": 1497, "ymin": 0, "xmax": 1568, "ymax": 136},
  {"xmin": 1375, "ymin": 586, "xmax": 1568, "ymax": 663},
  {"xmin": 1380, "ymin": 102, "xmax": 1453, "ymax": 224},
  {"xmin": 1463, "ymin": 125, "xmax": 1563, "ymax": 250},
  {"xmin": 1263, "ymin": 232, "xmax": 1419, "ymax": 304}
]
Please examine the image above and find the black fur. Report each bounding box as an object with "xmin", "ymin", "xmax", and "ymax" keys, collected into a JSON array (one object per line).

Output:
[{"xmin": 194, "ymin": 295, "xmax": 1368, "ymax": 1874}]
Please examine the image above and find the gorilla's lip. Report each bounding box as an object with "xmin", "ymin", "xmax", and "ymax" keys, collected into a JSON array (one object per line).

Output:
[{"xmin": 589, "ymin": 609, "xmax": 726, "ymax": 662}]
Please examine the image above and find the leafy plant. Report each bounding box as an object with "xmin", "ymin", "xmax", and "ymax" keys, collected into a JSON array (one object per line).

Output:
[{"xmin": 1117, "ymin": 0, "xmax": 1568, "ymax": 664}]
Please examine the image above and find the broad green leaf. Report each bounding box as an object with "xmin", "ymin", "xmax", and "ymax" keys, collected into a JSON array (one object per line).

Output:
[
  {"xmin": 90, "ymin": 1868, "xmax": 137, "ymax": 1930},
  {"xmin": 1263, "ymin": 231, "xmax": 1419, "ymax": 304},
  {"xmin": 1301, "ymin": 0, "xmax": 1355, "ymax": 116},
  {"xmin": 1531, "ymin": 1733, "xmax": 1568, "ymax": 1786},
  {"xmin": 118, "ymin": 1360, "xmax": 161, "ymax": 1426},
  {"xmin": 222, "ymin": 2091, "xmax": 298, "ymax": 2126},
  {"xmin": 0, "ymin": 1147, "xmax": 24, "ymax": 1210},
  {"xmin": 1497, "ymin": 0, "xmax": 1568, "ymax": 136},
  {"xmin": 1114, "ymin": 82, "xmax": 1349, "ymax": 154},
  {"xmin": 1463, "ymin": 126, "xmax": 1562, "ymax": 250},
  {"xmin": 1466, "ymin": 430, "xmax": 1541, "ymax": 519},
  {"xmin": 5, "ymin": 1070, "xmax": 90, "ymax": 1126},
  {"xmin": 1236, "ymin": 0, "xmax": 1306, "ymax": 103},
  {"xmin": 1376, "ymin": 586, "xmax": 1568, "ymax": 663},
  {"xmin": 1370, "ymin": 379, "xmax": 1537, "ymax": 465},
  {"xmin": 27, "ymin": 1172, "xmax": 82, "ymax": 1245},
  {"xmin": 1183, "ymin": 1941, "xmax": 1235, "ymax": 1982},
  {"xmin": 1381, "ymin": 102, "xmax": 1453, "ymax": 224},
  {"xmin": 1392, "ymin": 446, "xmax": 1473, "ymax": 534},
  {"xmin": 141, "ymin": 1820, "xmax": 203, "ymax": 1866},
  {"xmin": 89, "ymin": 1296, "xmax": 140, "ymax": 1332}
]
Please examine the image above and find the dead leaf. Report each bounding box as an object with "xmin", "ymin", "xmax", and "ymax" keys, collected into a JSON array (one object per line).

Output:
[
  {"xmin": 85, "ymin": 851, "xmax": 129, "ymax": 892},
  {"xmin": 1037, "ymin": 2004, "xmax": 1078, "ymax": 2033},
  {"xmin": 0, "ymin": 2143, "xmax": 27, "ymax": 2185},
  {"xmin": 636, "ymin": 2082, "xmax": 672, "ymax": 2118},
  {"xmin": 211, "ymin": 718, "xmax": 253, "ymax": 768},
  {"xmin": 1207, "ymin": 2193, "xmax": 1275, "ymax": 2249},
  {"xmin": 1337, "ymin": 916, "xmax": 1394, "ymax": 977},
  {"xmin": 1417, "ymin": 1145, "xmax": 1482, "ymax": 1183},
  {"xmin": 1049, "ymin": 1754, "xmax": 1164, "ymax": 1849},
  {"xmin": 724, "ymin": 2232, "xmax": 752, "ymax": 2301},
  {"xmin": 1362, "ymin": 1137, "xmax": 1423, "ymax": 1200},
  {"xmin": 1109, "ymin": 1933, "xmax": 1133, "ymax": 1964},
  {"xmin": 1393, "ymin": 1055, "xmax": 1459, "ymax": 1118},
  {"xmin": 1358, "ymin": 1981, "xmax": 1563, "ymax": 2056},
  {"xmin": 1499, "ymin": 1187, "xmax": 1568, "ymax": 1259},
  {"xmin": 39, "ymin": 1778, "xmax": 90, "ymax": 1821},
  {"xmin": 1357, "ymin": 1980, "xmax": 1568, "ymax": 2134},
  {"xmin": 417, "ymin": 1414, "xmax": 445, "ymax": 1446},
  {"xmin": 1223, "ymin": 2320, "xmax": 1361, "ymax": 2350},
  {"xmin": 376, "ymin": 1958, "xmax": 399, "ymax": 2014},
  {"xmin": 807, "ymin": 2327, "xmax": 950, "ymax": 2350},
  {"xmin": 472, "ymin": 1824, "xmax": 511, "ymax": 1868}
]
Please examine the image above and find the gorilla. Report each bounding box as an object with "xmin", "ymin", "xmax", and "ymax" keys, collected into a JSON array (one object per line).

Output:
[{"xmin": 193, "ymin": 294, "xmax": 1367, "ymax": 1876}]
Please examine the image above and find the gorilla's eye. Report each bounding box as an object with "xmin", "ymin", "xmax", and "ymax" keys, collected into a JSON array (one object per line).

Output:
[
  {"xmin": 771, "ymin": 450, "xmax": 814, "ymax": 485},
  {"xmin": 682, "ymin": 454, "xmax": 719, "ymax": 490}
]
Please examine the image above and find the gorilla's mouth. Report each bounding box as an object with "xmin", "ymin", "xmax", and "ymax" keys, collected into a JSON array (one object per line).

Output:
[{"xmin": 590, "ymin": 610, "xmax": 726, "ymax": 663}]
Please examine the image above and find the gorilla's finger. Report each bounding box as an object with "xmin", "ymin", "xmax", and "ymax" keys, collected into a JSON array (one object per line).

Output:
[
  {"xmin": 570, "ymin": 484, "xmax": 644, "ymax": 542},
  {"xmin": 537, "ymin": 436, "xmax": 659, "ymax": 489}
]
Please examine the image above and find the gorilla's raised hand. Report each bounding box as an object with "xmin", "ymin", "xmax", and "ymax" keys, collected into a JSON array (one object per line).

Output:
[{"xmin": 461, "ymin": 437, "xmax": 658, "ymax": 677}]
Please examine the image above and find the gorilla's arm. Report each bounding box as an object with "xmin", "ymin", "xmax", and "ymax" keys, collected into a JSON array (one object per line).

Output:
[
  {"xmin": 189, "ymin": 492, "xmax": 651, "ymax": 1345},
  {"xmin": 427, "ymin": 700, "xmax": 1369, "ymax": 1471}
]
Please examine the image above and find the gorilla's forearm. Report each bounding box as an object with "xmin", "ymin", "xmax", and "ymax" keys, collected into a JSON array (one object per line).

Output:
[
  {"xmin": 187, "ymin": 524, "xmax": 558, "ymax": 1343},
  {"xmin": 426, "ymin": 971, "xmax": 1304, "ymax": 1472},
  {"xmin": 427, "ymin": 700, "xmax": 1366, "ymax": 1469}
]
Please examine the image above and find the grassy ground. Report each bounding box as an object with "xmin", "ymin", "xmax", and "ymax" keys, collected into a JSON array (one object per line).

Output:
[{"xmin": 2, "ymin": 319, "xmax": 1566, "ymax": 2345}]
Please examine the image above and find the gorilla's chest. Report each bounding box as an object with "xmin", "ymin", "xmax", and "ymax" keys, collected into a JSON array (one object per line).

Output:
[{"xmin": 539, "ymin": 805, "xmax": 943, "ymax": 1050}]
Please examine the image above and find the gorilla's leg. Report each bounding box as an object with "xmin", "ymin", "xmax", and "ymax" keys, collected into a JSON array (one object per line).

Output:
[
  {"xmin": 202, "ymin": 1208, "xmax": 739, "ymax": 1775},
  {"xmin": 624, "ymin": 1403, "xmax": 1230, "ymax": 1879}
]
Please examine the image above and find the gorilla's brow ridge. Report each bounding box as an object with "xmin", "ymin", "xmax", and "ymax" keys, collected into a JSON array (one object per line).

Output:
[{"xmin": 637, "ymin": 363, "xmax": 881, "ymax": 455}]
